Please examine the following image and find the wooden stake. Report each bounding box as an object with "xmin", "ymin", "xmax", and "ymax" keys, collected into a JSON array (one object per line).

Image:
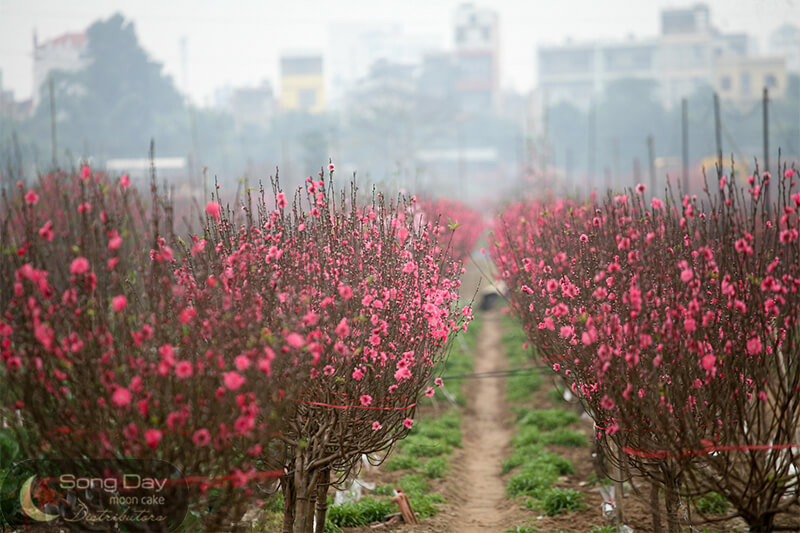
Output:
[{"xmin": 391, "ymin": 488, "xmax": 418, "ymax": 524}]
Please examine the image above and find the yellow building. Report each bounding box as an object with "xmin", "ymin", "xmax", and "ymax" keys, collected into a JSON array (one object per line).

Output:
[
  {"xmin": 714, "ymin": 56, "xmax": 787, "ymax": 103},
  {"xmin": 280, "ymin": 54, "xmax": 325, "ymax": 113}
]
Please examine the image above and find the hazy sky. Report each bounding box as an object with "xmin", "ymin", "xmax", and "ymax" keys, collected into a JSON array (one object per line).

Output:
[{"xmin": 1, "ymin": 0, "xmax": 797, "ymax": 105}]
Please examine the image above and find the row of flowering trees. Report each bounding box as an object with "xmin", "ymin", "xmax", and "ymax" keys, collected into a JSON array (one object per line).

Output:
[
  {"xmin": 0, "ymin": 164, "xmax": 472, "ymax": 531},
  {"xmin": 415, "ymin": 197, "xmax": 485, "ymax": 262},
  {"xmin": 492, "ymin": 167, "xmax": 800, "ymax": 532}
]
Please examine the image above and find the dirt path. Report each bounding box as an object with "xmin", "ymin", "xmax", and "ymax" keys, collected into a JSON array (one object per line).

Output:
[{"xmin": 448, "ymin": 310, "xmax": 515, "ymax": 532}]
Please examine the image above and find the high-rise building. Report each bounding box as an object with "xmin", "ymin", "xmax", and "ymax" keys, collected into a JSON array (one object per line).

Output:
[
  {"xmin": 453, "ymin": 3, "xmax": 500, "ymax": 114},
  {"xmin": 32, "ymin": 31, "xmax": 89, "ymax": 108},
  {"xmin": 279, "ymin": 54, "xmax": 325, "ymax": 113}
]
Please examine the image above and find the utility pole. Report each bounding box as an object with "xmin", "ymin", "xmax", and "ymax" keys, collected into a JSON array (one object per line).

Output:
[
  {"xmin": 588, "ymin": 100, "xmax": 596, "ymax": 183},
  {"xmin": 647, "ymin": 135, "xmax": 656, "ymax": 194},
  {"xmin": 713, "ymin": 92, "xmax": 722, "ymax": 175},
  {"xmin": 565, "ymin": 148, "xmax": 573, "ymax": 194},
  {"xmin": 49, "ymin": 76, "xmax": 57, "ymax": 169},
  {"xmin": 190, "ymin": 108, "xmax": 200, "ymax": 201},
  {"xmin": 763, "ymin": 87, "xmax": 770, "ymax": 214},
  {"xmin": 681, "ymin": 98, "xmax": 689, "ymax": 194}
]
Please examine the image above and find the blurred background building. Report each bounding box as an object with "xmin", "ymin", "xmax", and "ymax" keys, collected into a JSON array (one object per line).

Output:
[
  {"xmin": 32, "ymin": 31, "xmax": 89, "ymax": 108},
  {"xmin": 279, "ymin": 53, "xmax": 325, "ymax": 113},
  {"xmin": 453, "ymin": 2, "xmax": 500, "ymax": 114},
  {"xmin": 0, "ymin": 2, "xmax": 797, "ymax": 203},
  {"xmin": 537, "ymin": 3, "xmax": 784, "ymax": 111}
]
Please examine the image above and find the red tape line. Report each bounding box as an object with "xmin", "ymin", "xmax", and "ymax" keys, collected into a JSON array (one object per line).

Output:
[{"xmin": 623, "ymin": 442, "xmax": 800, "ymax": 459}]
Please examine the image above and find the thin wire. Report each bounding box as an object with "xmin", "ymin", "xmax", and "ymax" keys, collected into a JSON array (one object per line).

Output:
[{"xmin": 442, "ymin": 366, "xmax": 548, "ymax": 380}]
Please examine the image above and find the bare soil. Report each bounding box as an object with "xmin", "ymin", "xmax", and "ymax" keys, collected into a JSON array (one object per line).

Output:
[{"xmin": 443, "ymin": 311, "xmax": 520, "ymax": 532}]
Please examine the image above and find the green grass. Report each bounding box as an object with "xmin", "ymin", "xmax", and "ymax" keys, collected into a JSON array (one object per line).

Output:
[
  {"xmin": 511, "ymin": 425, "xmax": 543, "ymax": 448},
  {"xmin": 423, "ymin": 456, "xmax": 449, "ymax": 478},
  {"xmin": 588, "ymin": 525, "xmax": 617, "ymax": 533},
  {"xmin": 324, "ymin": 519, "xmax": 344, "ymax": 533},
  {"xmin": 507, "ymin": 464, "xmax": 559, "ymax": 498},
  {"xmin": 506, "ymin": 372, "xmax": 544, "ymax": 402},
  {"xmin": 398, "ymin": 473, "xmax": 429, "ymax": 496},
  {"xmin": 695, "ymin": 492, "xmax": 730, "ymax": 515},
  {"xmin": 501, "ymin": 316, "xmax": 543, "ymax": 402},
  {"xmin": 500, "ymin": 320, "xmax": 530, "ymax": 361},
  {"xmin": 500, "ymin": 318, "xmax": 589, "ymax": 518},
  {"xmin": 502, "ymin": 444, "xmax": 575, "ymax": 476},
  {"xmin": 516, "ymin": 408, "xmax": 579, "ymax": 430},
  {"xmin": 540, "ymin": 428, "xmax": 586, "ymax": 447},
  {"xmin": 409, "ymin": 412, "xmax": 462, "ymax": 447},
  {"xmin": 384, "ymin": 454, "xmax": 421, "ymax": 472},
  {"xmin": 504, "ymin": 526, "xmax": 540, "ymax": 533},
  {"xmin": 538, "ymin": 487, "xmax": 585, "ymax": 516},
  {"xmin": 502, "ymin": 444, "xmax": 536, "ymax": 474},
  {"xmin": 408, "ymin": 492, "xmax": 446, "ymax": 519},
  {"xmin": 326, "ymin": 498, "xmax": 395, "ymax": 527},
  {"xmin": 372, "ymin": 483, "xmax": 395, "ymax": 496},
  {"xmin": 398, "ymin": 434, "xmax": 453, "ymax": 457},
  {"xmin": 262, "ymin": 492, "xmax": 284, "ymax": 512}
]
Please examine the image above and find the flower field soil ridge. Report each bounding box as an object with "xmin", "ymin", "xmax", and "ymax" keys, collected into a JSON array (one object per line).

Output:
[
  {"xmin": 0, "ymin": 164, "xmax": 472, "ymax": 532},
  {"xmin": 491, "ymin": 164, "xmax": 800, "ymax": 532}
]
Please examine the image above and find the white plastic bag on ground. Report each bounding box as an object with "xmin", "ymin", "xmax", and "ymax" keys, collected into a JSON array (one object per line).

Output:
[{"xmin": 333, "ymin": 477, "xmax": 376, "ymax": 505}]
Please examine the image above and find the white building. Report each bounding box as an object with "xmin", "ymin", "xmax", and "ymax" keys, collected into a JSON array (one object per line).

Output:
[
  {"xmin": 32, "ymin": 31, "xmax": 89, "ymax": 108},
  {"xmin": 537, "ymin": 4, "xmax": 753, "ymax": 111},
  {"xmin": 538, "ymin": 37, "xmax": 659, "ymax": 110}
]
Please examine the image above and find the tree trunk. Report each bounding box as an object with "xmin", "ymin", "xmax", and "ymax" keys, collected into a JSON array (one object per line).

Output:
[
  {"xmin": 292, "ymin": 457, "xmax": 320, "ymax": 533},
  {"xmin": 293, "ymin": 449, "xmax": 310, "ymax": 533},
  {"xmin": 295, "ymin": 485, "xmax": 312, "ymax": 533},
  {"xmin": 282, "ymin": 476, "xmax": 295, "ymax": 533},
  {"xmin": 314, "ymin": 468, "xmax": 331, "ymax": 533},
  {"xmin": 614, "ymin": 440, "xmax": 625, "ymax": 525},
  {"xmin": 664, "ymin": 480, "xmax": 680, "ymax": 533},
  {"xmin": 748, "ymin": 513, "xmax": 776, "ymax": 533},
  {"xmin": 650, "ymin": 483, "xmax": 663, "ymax": 533},
  {"xmin": 306, "ymin": 475, "xmax": 317, "ymax": 533}
]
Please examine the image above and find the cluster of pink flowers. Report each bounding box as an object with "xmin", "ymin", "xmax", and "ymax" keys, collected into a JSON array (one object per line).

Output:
[
  {"xmin": 1, "ymin": 166, "xmax": 471, "ymax": 531},
  {"xmin": 415, "ymin": 197, "xmax": 485, "ymax": 261}
]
